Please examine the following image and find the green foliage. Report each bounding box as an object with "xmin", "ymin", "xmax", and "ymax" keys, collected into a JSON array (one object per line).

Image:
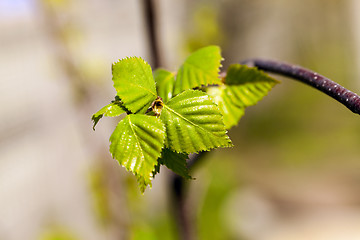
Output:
[
  {"xmin": 92, "ymin": 96, "xmax": 127, "ymax": 130},
  {"xmin": 174, "ymin": 45, "xmax": 222, "ymax": 95},
  {"xmin": 112, "ymin": 57, "xmax": 157, "ymax": 113},
  {"xmin": 207, "ymin": 64, "xmax": 279, "ymax": 129},
  {"xmin": 153, "ymin": 69, "xmax": 175, "ymax": 103},
  {"xmin": 161, "ymin": 90, "xmax": 232, "ymax": 153},
  {"xmin": 110, "ymin": 114, "xmax": 165, "ymax": 192},
  {"xmin": 92, "ymin": 46, "xmax": 278, "ymax": 193},
  {"xmin": 158, "ymin": 148, "xmax": 192, "ymax": 179}
]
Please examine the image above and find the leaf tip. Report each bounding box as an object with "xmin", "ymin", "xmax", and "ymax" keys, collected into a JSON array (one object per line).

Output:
[{"xmin": 91, "ymin": 114, "xmax": 102, "ymax": 131}]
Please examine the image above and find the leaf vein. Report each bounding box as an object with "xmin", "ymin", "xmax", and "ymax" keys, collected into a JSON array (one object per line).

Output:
[{"xmin": 163, "ymin": 104, "xmax": 222, "ymax": 139}]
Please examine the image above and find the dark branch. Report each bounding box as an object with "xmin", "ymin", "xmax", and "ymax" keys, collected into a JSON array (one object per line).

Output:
[
  {"xmin": 241, "ymin": 59, "xmax": 360, "ymax": 115},
  {"xmin": 142, "ymin": 0, "xmax": 162, "ymax": 68},
  {"xmin": 170, "ymin": 152, "xmax": 209, "ymax": 240},
  {"xmin": 142, "ymin": 1, "xmax": 192, "ymax": 239}
]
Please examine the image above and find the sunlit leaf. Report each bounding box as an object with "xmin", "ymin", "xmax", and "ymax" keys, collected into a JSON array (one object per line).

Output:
[
  {"xmin": 174, "ymin": 46, "xmax": 222, "ymax": 95},
  {"xmin": 160, "ymin": 90, "xmax": 232, "ymax": 153},
  {"xmin": 154, "ymin": 69, "xmax": 175, "ymax": 103},
  {"xmin": 207, "ymin": 64, "xmax": 279, "ymax": 129},
  {"xmin": 207, "ymin": 86, "xmax": 245, "ymax": 130},
  {"xmin": 109, "ymin": 114, "xmax": 165, "ymax": 193},
  {"xmin": 91, "ymin": 97, "xmax": 128, "ymax": 130},
  {"xmin": 112, "ymin": 57, "xmax": 157, "ymax": 114},
  {"xmin": 158, "ymin": 148, "xmax": 192, "ymax": 179}
]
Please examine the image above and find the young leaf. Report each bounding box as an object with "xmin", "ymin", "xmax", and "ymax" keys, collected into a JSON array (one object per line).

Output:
[
  {"xmin": 207, "ymin": 86, "xmax": 245, "ymax": 130},
  {"xmin": 136, "ymin": 175, "xmax": 152, "ymax": 194},
  {"xmin": 207, "ymin": 64, "xmax": 279, "ymax": 129},
  {"xmin": 91, "ymin": 97, "xmax": 128, "ymax": 130},
  {"xmin": 109, "ymin": 114, "xmax": 165, "ymax": 193},
  {"xmin": 112, "ymin": 57, "xmax": 157, "ymax": 114},
  {"xmin": 158, "ymin": 148, "xmax": 192, "ymax": 179},
  {"xmin": 154, "ymin": 69, "xmax": 175, "ymax": 103},
  {"xmin": 160, "ymin": 90, "xmax": 232, "ymax": 153},
  {"xmin": 173, "ymin": 45, "xmax": 222, "ymax": 95}
]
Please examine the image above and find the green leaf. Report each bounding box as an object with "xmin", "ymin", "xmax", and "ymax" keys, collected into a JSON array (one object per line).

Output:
[
  {"xmin": 207, "ymin": 86, "xmax": 245, "ymax": 130},
  {"xmin": 154, "ymin": 69, "xmax": 175, "ymax": 103},
  {"xmin": 158, "ymin": 148, "xmax": 192, "ymax": 179},
  {"xmin": 160, "ymin": 90, "xmax": 232, "ymax": 153},
  {"xmin": 109, "ymin": 114, "xmax": 165, "ymax": 193},
  {"xmin": 91, "ymin": 97, "xmax": 127, "ymax": 130},
  {"xmin": 112, "ymin": 57, "xmax": 157, "ymax": 114},
  {"xmin": 207, "ymin": 64, "xmax": 279, "ymax": 129},
  {"xmin": 174, "ymin": 46, "xmax": 222, "ymax": 95}
]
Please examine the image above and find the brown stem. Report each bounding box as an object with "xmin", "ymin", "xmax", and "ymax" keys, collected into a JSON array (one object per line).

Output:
[
  {"xmin": 170, "ymin": 152, "xmax": 209, "ymax": 240},
  {"xmin": 142, "ymin": 0, "xmax": 162, "ymax": 68},
  {"xmin": 241, "ymin": 59, "xmax": 360, "ymax": 115},
  {"xmin": 141, "ymin": 1, "xmax": 196, "ymax": 239}
]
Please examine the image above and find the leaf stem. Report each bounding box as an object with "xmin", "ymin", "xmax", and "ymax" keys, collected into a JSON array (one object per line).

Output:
[{"xmin": 241, "ymin": 59, "xmax": 360, "ymax": 115}]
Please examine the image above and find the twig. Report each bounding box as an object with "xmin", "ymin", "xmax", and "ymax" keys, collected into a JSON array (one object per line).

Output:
[
  {"xmin": 141, "ymin": 1, "xmax": 195, "ymax": 239},
  {"xmin": 241, "ymin": 59, "xmax": 360, "ymax": 115},
  {"xmin": 170, "ymin": 152, "xmax": 209, "ymax": 240},
  {"xmin": 169, "ymin": 59, "xmax": 360, "ymax": 239},
  {"xmin": 142, "ymin": 0, "xmax": 162, "ymax": 68}
]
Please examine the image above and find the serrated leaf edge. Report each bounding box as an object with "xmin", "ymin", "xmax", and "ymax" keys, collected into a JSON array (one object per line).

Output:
[
  {"xmin": 162, "ymin": 90, "xmax": 233, "ymax": 154},
  {"xmin": 112, "ymin": 57, "xmax": 157, "ymax": 113},
  {"xmin": 110, "ymin": 115, "xmax": 166, "ymax": 193}
]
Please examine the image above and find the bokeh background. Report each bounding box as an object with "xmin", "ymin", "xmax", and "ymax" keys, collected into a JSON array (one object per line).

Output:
[{"xmin": 1, "ymin": 0, "xmax": 360, "ymax": 239}]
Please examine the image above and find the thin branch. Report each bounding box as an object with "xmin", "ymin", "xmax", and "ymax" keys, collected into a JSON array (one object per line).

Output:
[
  {"xmin": 169, "ymin": 58, "xmax": 360, "ymax": 239},
  {"xmin": 241, "ymin": 59, "xmax": 360, "ymax": 115},
  {"xmin": 170, "ymin": 173, "xmax": 191, "ymax": 240},
  {"xmin": 170, "ymin": 152, "xmax": 208, "ymax": 240},
  {"xmin": 142, "ymin": 0, "xmax": 162, "ymax": 68},
  {"xmin": 141, "ymin": 1, "xmax": 195, "ymax": 239}
]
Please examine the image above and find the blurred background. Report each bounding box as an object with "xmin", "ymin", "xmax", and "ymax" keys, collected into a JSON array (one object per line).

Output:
[{"xmin": 1, "ymin": 0, "xmax": 360, "ymax": 239}]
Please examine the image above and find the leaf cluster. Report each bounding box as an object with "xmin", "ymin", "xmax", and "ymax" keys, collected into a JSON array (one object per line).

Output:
[{"xmin": 92, "ymin": 46, "xmax": 279, "ymax": 193}]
